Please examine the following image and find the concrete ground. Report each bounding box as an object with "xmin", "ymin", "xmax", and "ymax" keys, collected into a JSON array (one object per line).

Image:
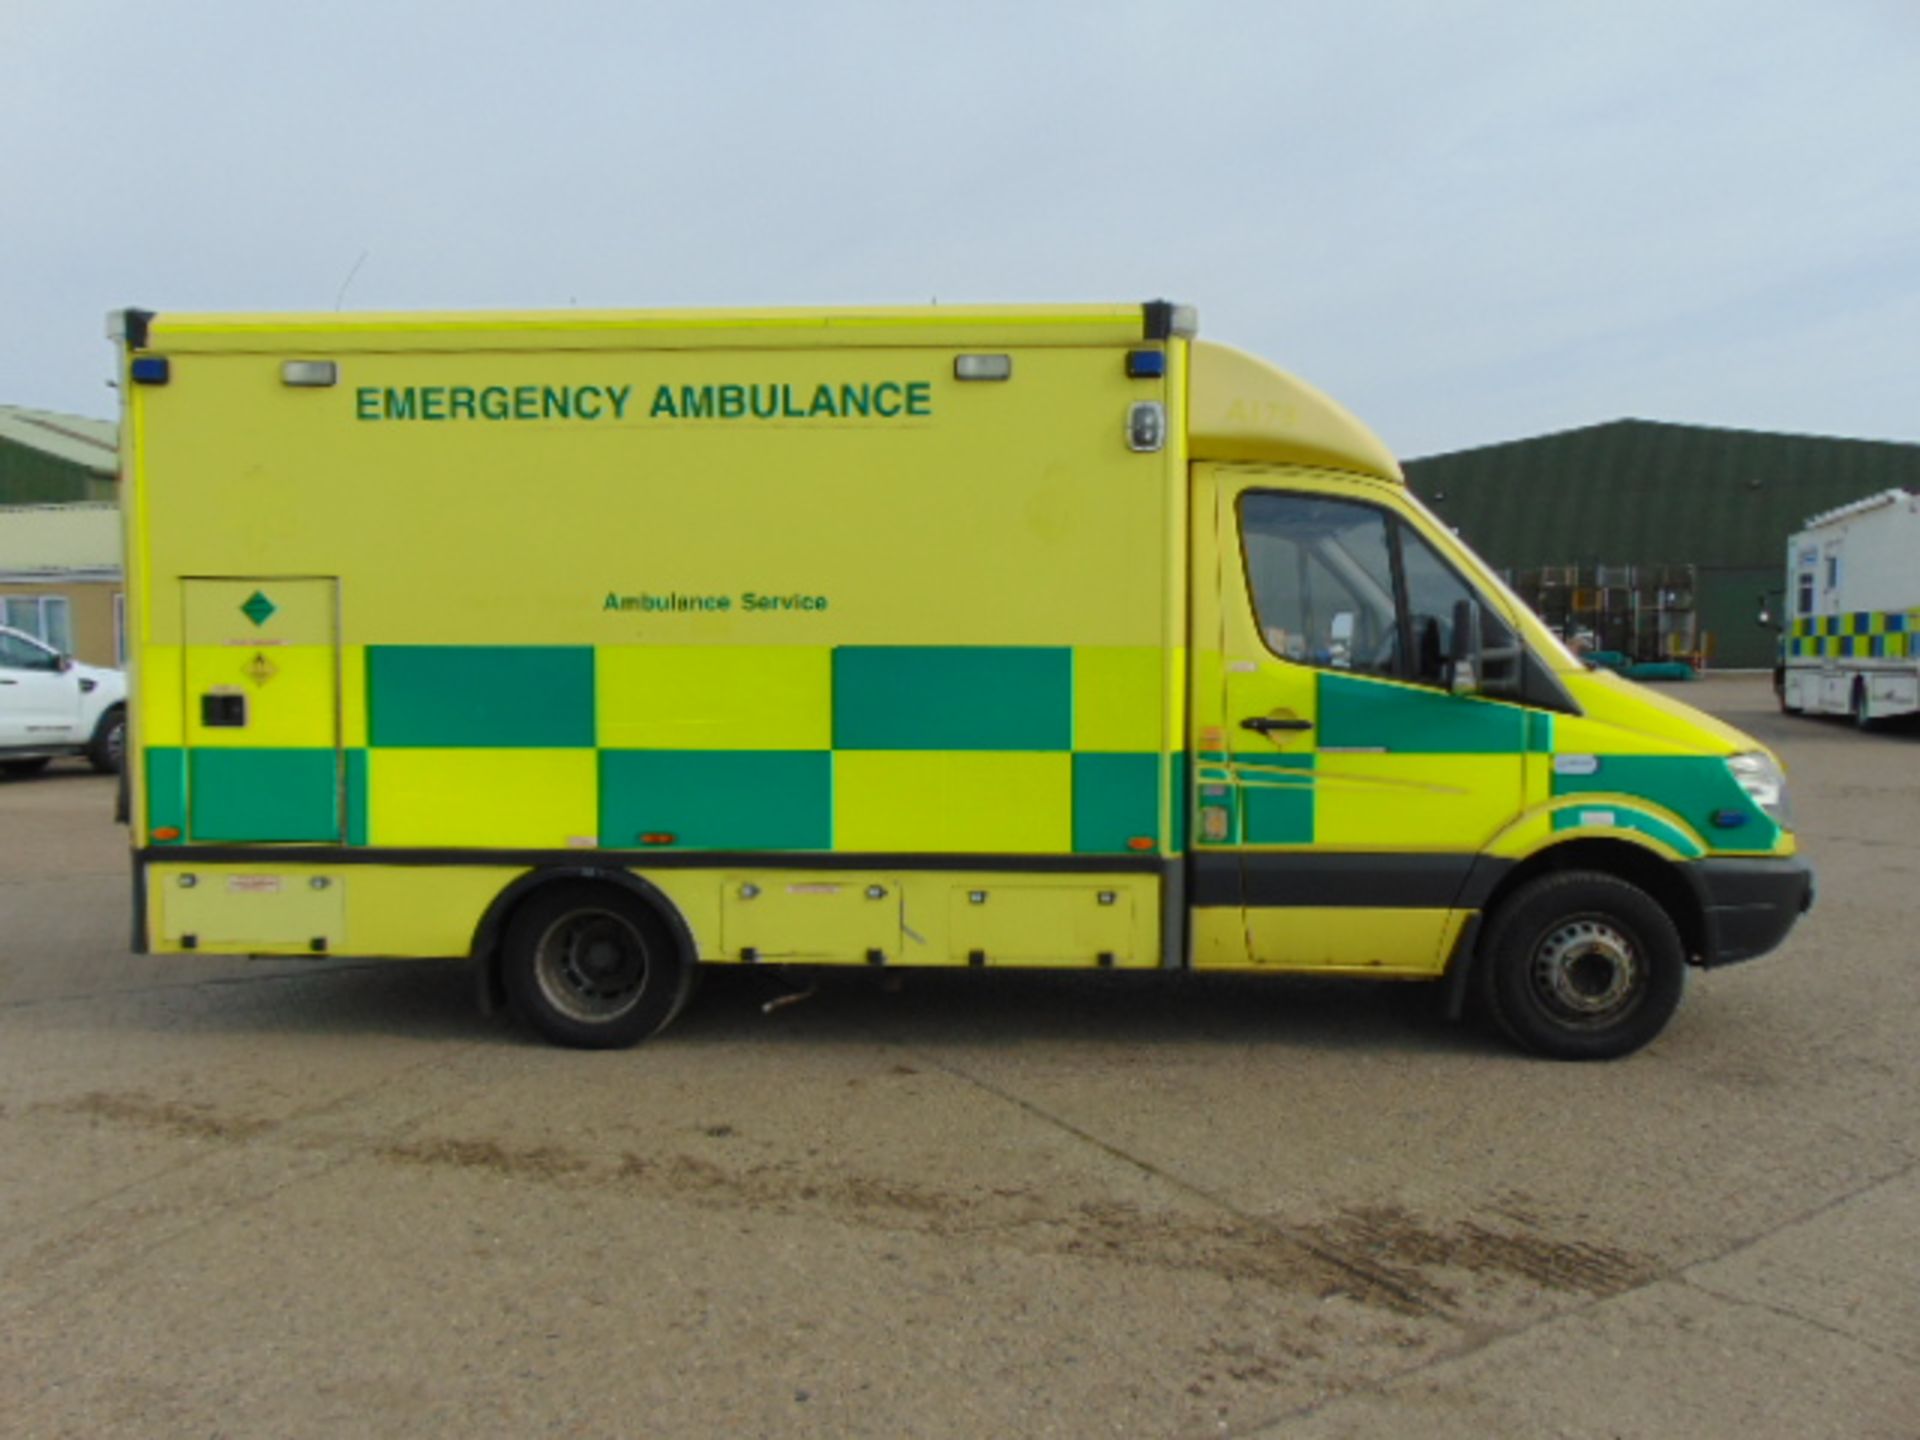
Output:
[{"xmin": 1, "ymin": 675, "xmax": 1914, "ymax": 1439}]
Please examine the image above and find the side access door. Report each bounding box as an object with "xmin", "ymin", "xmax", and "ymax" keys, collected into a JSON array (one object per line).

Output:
[
  {"xmin": 180, "ymin": 578, "xmax": 343, "ymax": 842},
  {"xmin": 1191, "ymin": 465, "xmax": 1544, "ymax": 974}
]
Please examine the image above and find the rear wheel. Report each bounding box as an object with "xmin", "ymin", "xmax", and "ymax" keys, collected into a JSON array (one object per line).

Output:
[
  {"xmin": 502, "ymin": 883, "xmax": 692, "ymax": 1049},
  {"xmin": 1477, "ymin": 871, "xmax": 1686, "ymax": 1060}
]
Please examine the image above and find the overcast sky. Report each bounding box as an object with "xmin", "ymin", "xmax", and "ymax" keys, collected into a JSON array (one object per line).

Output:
[{"xmin": 4, "ymin": 0, "xmax": 1916, "ymax": 458}]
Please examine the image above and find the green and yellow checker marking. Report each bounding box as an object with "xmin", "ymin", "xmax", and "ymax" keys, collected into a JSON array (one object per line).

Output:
[{"xmin": 144, "ymin": 643, "xmax": 1180, "ymax": 856}]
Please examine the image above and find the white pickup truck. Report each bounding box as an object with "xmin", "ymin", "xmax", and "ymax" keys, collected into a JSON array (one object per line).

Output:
[{"xmin": 0, "ymin": 625, "xmax": 126, "ymax": 776}]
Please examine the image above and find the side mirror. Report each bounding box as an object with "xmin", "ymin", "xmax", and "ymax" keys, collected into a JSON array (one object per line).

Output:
[
  {"xmin": 1448, "ymin": 598, "xmax": 1482, "ymax": 694},
  {"xmin": 57, "ymin": 654, "xmax": 74, "ymax": 673}
]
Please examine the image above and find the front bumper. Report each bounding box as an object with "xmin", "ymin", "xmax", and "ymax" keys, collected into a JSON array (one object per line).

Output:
[{"xmin": 1689, "ymin": 855, "xmax": 1815, "ymax": 967}]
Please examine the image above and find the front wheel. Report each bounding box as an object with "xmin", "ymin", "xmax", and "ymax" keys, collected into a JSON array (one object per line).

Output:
[
  {"xmin": 87, "ymin": 707, "xmax": 125, "ymax": 774},
  {"xmin": 502, "ymin": 882, "xmax": 692, "ymax": 1049},
  {"xmin": 1476, "ymin": 871, "xmax": 1686, "ymax": 1060}
]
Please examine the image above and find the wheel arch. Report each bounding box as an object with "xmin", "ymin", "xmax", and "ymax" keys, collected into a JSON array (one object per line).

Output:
[
  {"xmin": 1443, "ymin": 836, "xmax": 1706, "ymax": 1019},
  {"xmin": 469, "ymin": 866, "xmax": 698, "ymax": 1016}
]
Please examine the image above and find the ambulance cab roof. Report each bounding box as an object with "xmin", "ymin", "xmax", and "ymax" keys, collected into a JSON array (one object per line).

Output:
[{"xmin": 1187, "ymin": 342, "xmax": 1402, "ymax": 483}]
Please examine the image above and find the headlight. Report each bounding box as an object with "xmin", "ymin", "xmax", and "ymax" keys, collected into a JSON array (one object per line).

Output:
[{"xmin": 1726, "ymin": 751, "xmax": 1792, "ymax": 826}]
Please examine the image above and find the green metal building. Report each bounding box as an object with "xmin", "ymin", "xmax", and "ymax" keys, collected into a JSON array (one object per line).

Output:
[
  {"xmin": 0, "ymin": 405, "xmax": 117, "ymax": 504},
  {"xmin": 1404, "ymin": 420, "xmax": 1920, "ymax": 669}
]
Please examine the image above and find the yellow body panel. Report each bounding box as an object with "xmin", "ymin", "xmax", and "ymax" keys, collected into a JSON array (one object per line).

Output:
[
  {"xmin": 1226, "ymin": 908, "xmax": 1466, "ymax": 977},
  {"xmin": 833, "ymin": 752, "xmax": 1072, "ymax": 854},
  {"xmin": 1310, "ymin": 754, "xmax": 1523, "ymax": 851},
  {"xmin": 1071, "ymin": 646, "xmax": 1164, "ymax": 752},
  {"xmin": 367, "ymin": 750, "xmax": 598, "ymax": 850},
  {"xmin": 597, "ymin": 645, "xmax": 833, "ymax": 750}
]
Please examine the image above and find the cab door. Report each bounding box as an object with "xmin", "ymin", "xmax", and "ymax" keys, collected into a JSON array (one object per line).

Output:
[
  {"xmin": 1191, "ymin": 465, "xmax": 1540, "ymax": 974},
  {"xmin": 0, "ymin": 629, "xmax": 82, "ymax": 747}
]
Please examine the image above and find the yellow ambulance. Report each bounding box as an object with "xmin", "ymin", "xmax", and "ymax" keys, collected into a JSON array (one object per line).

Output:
[{"xmin": 112, "ymin": 301, "xmax": 1811, "ymax": 1058}]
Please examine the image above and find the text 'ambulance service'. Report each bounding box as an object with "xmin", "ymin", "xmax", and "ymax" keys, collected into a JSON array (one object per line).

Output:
[{"xmin": 111, "ymin": 302, "xmax": 1813, "ymax": 1059}]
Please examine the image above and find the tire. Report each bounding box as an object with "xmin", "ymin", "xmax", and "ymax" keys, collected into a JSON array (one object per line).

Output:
[
  {"xmin": 2, "ymin": 758, "xmax": 52, "ymax": 777},
  {"xmin": 1476, "ymin": 871, "xmax": 1686, "ymax": 1061},
  {"xmin": 501, "ymin": 882, "xmax": 692, "ymax": 1049},
  {"xmin": 87, "ymin": 706, "xmax": 126, "ymax": 774}
]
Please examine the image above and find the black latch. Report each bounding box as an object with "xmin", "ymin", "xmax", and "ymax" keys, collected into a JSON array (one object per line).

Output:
[{"xmin": 201, "ymin": 693, "xmax": 247, "ymax": 728}]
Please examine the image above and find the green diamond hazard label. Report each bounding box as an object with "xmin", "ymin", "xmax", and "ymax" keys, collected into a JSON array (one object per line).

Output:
[{"xmin": 240, "ymin": 591, "xmax": 276, "ymax": 627}]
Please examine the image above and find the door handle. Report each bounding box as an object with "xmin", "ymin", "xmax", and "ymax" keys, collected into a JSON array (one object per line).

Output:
[
  {"xmin": 0, "ymin": 678, "xmax": 16, "ymax": 686},
  {"xmin": 1240, "ymin": 715, "xmax": 1312, "ymax": 733}
]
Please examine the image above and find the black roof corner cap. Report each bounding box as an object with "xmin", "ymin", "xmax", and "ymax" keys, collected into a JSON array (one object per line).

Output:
[{"xmin": 1142, "ymin": 299, "xmax": 1197, "ymax": 341}]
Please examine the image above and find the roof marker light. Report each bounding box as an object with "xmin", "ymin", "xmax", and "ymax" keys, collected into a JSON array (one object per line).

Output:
[
  {"xmin": 953, "ymin": 354, "xmax": 1012, "ymax": 381},
  {"xmin": 1126, "ymin": 349, "xmax": 1167, "ymax": 379},
  {"xmin": 130, "ymin": 356, "xmax": 170, "ymax": 386},
  {"xmin": 282, "ymin": 360, "xmax": 338, "ymax": 388}
]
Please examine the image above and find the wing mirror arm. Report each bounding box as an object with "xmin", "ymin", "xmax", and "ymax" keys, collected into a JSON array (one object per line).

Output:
[
  {"xmin": 1449, "ymin": 598, "xmax": 1523, "ymax": 698},
  {"xmin": 1448, "ymin": 599, "xmax": 1482, "ymax": 695}
]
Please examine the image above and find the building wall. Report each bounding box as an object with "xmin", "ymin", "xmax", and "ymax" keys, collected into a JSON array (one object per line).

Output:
[{"xmin": 0, "ymin": 579, "xmax": 122, "ymax": 666}]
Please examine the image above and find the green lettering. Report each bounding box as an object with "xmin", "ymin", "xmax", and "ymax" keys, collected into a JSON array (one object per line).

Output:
[
  {"xmin": 873, "ymin": 382, "xmax": 904, "ymax": 418},
  {"xmin": 839, "ymin": 384, "xmax": 871, "ymax": 417},
  {"xmin": 750, "ymin": 384, "xmax": 779, "ymax": 419},
  {"xmin": 906, "ymin": 381, "xmax": 932, "ymax": 417},
  {"xmin": 514, "ymin": 386, "xmax": 539, "ymax": 420},
  {"xmin": 719, "ymin": 384, "xmax": 746, "ymax": 419},
  {"xmin": 575, "ymin": 385, "xmax": 604, "ymax": 420},
  {"xmin": 420, "ymin": 387, "xmax": 446, "ymax": 421},
  {"xmin": 541, "ymin": 386, "xmax": 572, "ymax": 420},
  {"xmin": 356, "ymin": 387, "xmax": 380, "ymax": 421},
  {"xmin": 479, "ymin": 386, "xmax": 510, "ymax": 420},
  {"xmin": 781, "ymin": 384, "xmax": 807, "ymax": 418},
  {"xmin": 603, "ymin": 592, "xmax": 621, "ymax": 611},
  {"xmin": 384, "ymin": 388, "xmax": 416, "ymax": 420},
  {"xmin": 449, "ymin": 386, "xmax": 477, "ymax": 420},
  {"xmin": 650, "ymin": 385, "xmax": 677, "ymax": 418},
  {"xmin": 809, "ymin": 384, "xmax": 838, "ymax": 418},
  {"xmin": 680, "ymin": 386, "xmax": 713, "ymax": 418},
  {"xmin": 608, "ymin": 384, "xmax": 632, "ymax": 419}
]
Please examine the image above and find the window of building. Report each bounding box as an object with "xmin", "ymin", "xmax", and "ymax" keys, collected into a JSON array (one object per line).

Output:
[{"xmin": 2, "ymin": 595, "xmax": 72, "ymax": 655}]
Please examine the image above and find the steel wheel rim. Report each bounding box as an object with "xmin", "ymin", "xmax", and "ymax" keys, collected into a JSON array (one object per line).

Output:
[
  {"xmin": 533, "ymin": 909, "xmax": 650, "ymax": 1023},
  {"xmin": 1529, "ymin": 917, "xmax": 1642, "ymax": 1027}
]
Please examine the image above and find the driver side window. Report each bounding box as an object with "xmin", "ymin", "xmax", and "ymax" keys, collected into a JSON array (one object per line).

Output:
[
  {"xmin": 1240, "ymin": 493, "xmax": 1399, "ymax": 677},
  {"xmin": 1239, "ymin": 490, "xmax": 1514, "ymax": 688}
]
